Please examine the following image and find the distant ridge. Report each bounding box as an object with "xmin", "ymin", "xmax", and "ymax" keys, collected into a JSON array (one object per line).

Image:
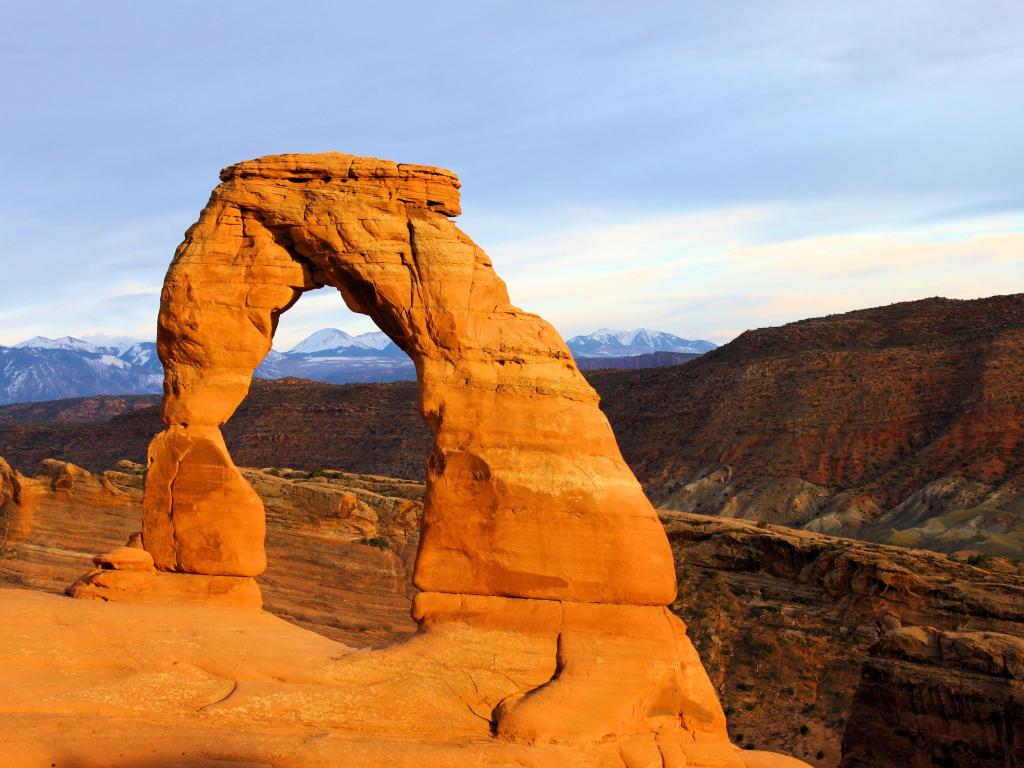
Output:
[
  {"xmin": 573, "ymin": 351, "xmax": 700, "ymax": 371},
  {"xmin": 566, "ymin": 328, "xmax": 716, "ymax": 357},
  {"xmin": 1, "ymin": 326, "xmax": 712, "ymax": 403}
]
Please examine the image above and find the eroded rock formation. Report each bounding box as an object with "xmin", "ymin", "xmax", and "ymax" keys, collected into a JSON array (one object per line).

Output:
[
  {"xmin": 665, "ymin": 510, "xmax": 1024, "ymax": 766},
  {"xmin": 840, "ymin": 626, "xmax": 1024, "ymax": 767},
  {"xmin": 8, "ymin": 455, "xmax": 1024, "ymax": 765},
  {"xmin": 57, "ymin": 152, "xmax": 809, "ymax": 764},
  {"xmin": 3, "ymin": 457, "xmax": 423, "ymax": 645},
  {"xmin": 0, "ymin": 456, "xmax": 27, "ymax": 546}
]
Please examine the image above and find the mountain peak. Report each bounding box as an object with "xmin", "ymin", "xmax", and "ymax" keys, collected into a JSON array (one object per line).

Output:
[
  {"xmin": 12, "ymin": 335, "xmax": 144, "ymax": 353},
  {"xmin": 13, "ymin": 336, "xmax": 97, "ymax": 352},
  {"xmin": 287, "ymin": 328, "xmax": 358, "ymax": 355},
  {"xmin": 567, "ymin": 328, "xmax": 717, "ymax": 358},
  {"xmin": 286, "ymin": 328, "xmax": 393, "ymax": 355}
]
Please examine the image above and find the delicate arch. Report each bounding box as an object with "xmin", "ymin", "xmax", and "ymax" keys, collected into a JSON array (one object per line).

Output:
[
  {"xmin": 144, "ymin": 152, "xmax": 675, "ymax": 604},
  {"xmin": 68, "ymin": 154, "xmax": 813, "ymax": 762}
]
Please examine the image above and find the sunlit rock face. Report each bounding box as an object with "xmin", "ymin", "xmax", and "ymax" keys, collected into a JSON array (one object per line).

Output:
[
  {"xmin": 146, "ymin": 152, "xmax": 675, "ymax": 605},
  {"xmin": 56, "ymin": 152, "xmax": 810, "ymax": 764}
]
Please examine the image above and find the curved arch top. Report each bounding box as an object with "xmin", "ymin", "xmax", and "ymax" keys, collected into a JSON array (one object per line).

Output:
[{"xmin": 143, "ymin": 152, "xmax": 676, "ymax": 606}]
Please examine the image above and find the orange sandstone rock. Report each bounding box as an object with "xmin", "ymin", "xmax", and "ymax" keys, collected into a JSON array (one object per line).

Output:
[
  {"xmin": 0, "ymin": 456, "xmax": 27, "ymax": 541},
  {"xmin": 148, "ymin": 152, "xmax": 673, "ymax": 604},
  {"xmin": 92, "ymin": 545, "xmax": 154, "ymax": 571},
  {"xmin": 143, "ymin": 426, "xmax": 265, "ymax": 576},
  {"xmin": 62, "ymin": 152, "xmax": 808, "ymax": 764},
  {"xmin": 67, "ymin": 569, "xmax": 262, "ymax": 609}
]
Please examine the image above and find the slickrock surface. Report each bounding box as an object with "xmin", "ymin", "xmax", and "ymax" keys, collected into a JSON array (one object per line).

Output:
[
  {"xmin": 1, "ymin": 588, "xmax": 809, "ymax": 768},
  {"xmin": 840, "ymin": 627, "xmax": 1024, "ymax": 767},
  {"xmin": 1, "ymin": 466, "xmax": 804, "ymax": 766}
]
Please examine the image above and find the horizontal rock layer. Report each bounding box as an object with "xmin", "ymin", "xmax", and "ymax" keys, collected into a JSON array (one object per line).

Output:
[{"xmin": 840, "ymin": 626, "xmax": 1024, "ymax": 767}]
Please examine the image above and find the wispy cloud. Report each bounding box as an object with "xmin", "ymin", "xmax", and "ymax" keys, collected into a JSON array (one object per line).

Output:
[
  {"xmin": 481, "ymin": 203, "xmax": 1024, "ymax": 343},
  {"xmin": 1, "ymin": 1, "xmax": 1022, "ymax": 349}
]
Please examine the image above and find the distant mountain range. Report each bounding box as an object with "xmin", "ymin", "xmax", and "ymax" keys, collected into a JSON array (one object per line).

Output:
[
  {"xmin": 257, "ymin": 330, "xmax": 414, "ymax": 386},
  {"xmin": 286, "ymin": 329, "xmax": 393, "ymax": 354},
  {"xmin": 0, "ymin": 336, "xmax": 162, "ymax": 405},
  {"xmin": 565, "ymin": 328, "xmax": 716, "ymax": 357},
  {"xmin": 0, "ymin": 327, "xmax": 715, "ymax": 404}
]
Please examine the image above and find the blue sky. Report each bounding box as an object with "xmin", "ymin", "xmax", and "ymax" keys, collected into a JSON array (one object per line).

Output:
[{"xmin": 1, "ymin": 1, "xmax": 1021, "ymax": 348}]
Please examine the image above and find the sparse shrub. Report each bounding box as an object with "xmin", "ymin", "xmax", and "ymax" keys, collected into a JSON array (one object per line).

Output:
[
  {"xmin": 308, "ymin": 468, "xmax": 325, "ymax": 479},
  {"xmin": 757, "ymin": 520, "xmax": 770, "ymax": 529},
  {"xmin": 799, "ymin": 724, "xmax": 810, "ymax": 736},
  {"xmin": 967, "ymin": 553, "xmax": 991, "ymax": 569},
  {"xmin": 816, "ymin": 751, "xmax": 825, "ymax": 760},
  {"xmin": 355, "ymin": 536, "xmax": 390, "ymax": 550}
]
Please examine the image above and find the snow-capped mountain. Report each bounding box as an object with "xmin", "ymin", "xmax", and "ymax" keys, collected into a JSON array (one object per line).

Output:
[
  {"xmin": 256, "ymin": 328, "xmax": 412, "ymax": 383},
  {"xmin": 0, "ymin": 326, "xmax": 711, "ymax": 403},
  {"xmin": 0, "ymin": 339, "xmax": 162, "ymax": 404},
  {"xmin": 286, "ymin": 328, "xmax": 394, "ymax": 355},
  {"xmin": 80, "ymin": 333, "xmax": 147, "ymax": 351},
  {"xmin": 12, "ymin": 335, "xmax": 146, "ymax": 354},
  {"xmin": 566, "ymin": 328, "xmax": 717, "ymax": 358},
  {"xmin": 12, "ymin": 336, "xmax": 100, "ymax": 353}
]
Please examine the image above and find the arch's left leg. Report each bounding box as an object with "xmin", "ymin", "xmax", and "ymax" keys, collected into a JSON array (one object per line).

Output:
[{"xmin": 69, "ymin": 201, "xmax": 314, "ymax": 605}]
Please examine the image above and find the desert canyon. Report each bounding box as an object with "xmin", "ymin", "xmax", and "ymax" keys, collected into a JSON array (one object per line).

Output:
[{"xmin": 0, "ymin": 153, "xmax": 820, "ymax": 767}]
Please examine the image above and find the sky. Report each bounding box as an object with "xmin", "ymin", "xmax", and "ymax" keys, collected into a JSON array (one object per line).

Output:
[{"xmin": 1, "ymin": 1, "xmax": 1022, "ymax": 350}]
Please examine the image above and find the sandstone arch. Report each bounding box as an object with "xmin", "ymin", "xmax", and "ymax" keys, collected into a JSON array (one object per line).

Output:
[
  {"xmin": 71, "ymin": 153, "xmax": 809, "ymax": 765},
  {"xmin": 146, "ymin": 152, "xmax": 676, "ymax": 606}
]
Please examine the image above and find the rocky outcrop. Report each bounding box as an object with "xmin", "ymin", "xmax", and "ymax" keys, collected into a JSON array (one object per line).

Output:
[
  {"xmin": 61, "ymin": 152, "xmax": 801, "ymax": 763},
  {"xmin": 840, "ymin": 626, "xmax": 1024, "ymax": 767},
  {"xmin": 0, "ymin": 458, "xmax": 420, "ymax": 646},
  {"xmin": 664, "ymin": 511, "xmax": 1024, "ymax": 767},
  {"xmin": 0, "ymin": 456, "xmax": 26, "ymax": 550}
]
